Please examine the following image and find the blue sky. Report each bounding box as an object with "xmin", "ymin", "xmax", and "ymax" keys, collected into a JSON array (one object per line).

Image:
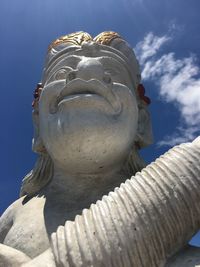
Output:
[{"xmin": 0, "ymin": 0, "xmax": 200, "ymax": 244}]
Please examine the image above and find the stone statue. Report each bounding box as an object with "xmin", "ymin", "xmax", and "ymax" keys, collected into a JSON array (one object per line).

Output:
[{"xmin": 0, "ymin": 31, "xmax": 200, "ymax": 267}]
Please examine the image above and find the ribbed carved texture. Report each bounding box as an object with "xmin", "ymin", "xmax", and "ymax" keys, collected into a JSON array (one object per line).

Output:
[{"xmin": 51, "ymin": 140, "xmax": 200, "ymax": 267}]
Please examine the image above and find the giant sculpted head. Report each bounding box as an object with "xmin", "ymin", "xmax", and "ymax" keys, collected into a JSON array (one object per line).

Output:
[
  {"xmin": 3, "ymin": 32, "xmax": 200, "ymax": 267},
  {"xmin": 21, "ymin": 31, "xmax": 153, "ymax": 196}
]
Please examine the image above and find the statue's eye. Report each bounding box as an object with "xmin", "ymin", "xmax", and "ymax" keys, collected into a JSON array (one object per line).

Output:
[
  {"xmin": 54, "ymin": 69, "xmax": 67, "ymax": 80},
  {"xmin": 46, "ymin": 67, "xmax": 74, "ymax": 84},
  {"xmin": 104, "ymin": 69, "xmax": 120, "ymax": 76}
]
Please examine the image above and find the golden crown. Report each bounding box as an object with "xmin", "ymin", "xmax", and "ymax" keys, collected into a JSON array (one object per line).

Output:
[{"xmin": 48, "ymin": 31, "xmax": 122, "ymax": 51}]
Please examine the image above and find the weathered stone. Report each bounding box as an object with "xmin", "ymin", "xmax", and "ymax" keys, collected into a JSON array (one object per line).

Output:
[{"xmin": 0, "ymin": 31, "xmax": 199, "ymax": 267}]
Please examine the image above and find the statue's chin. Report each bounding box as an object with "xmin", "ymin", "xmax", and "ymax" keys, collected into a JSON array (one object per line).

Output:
[{"xmin": 43, "ymin": 113, "xmax": 135, "ymax": 174}]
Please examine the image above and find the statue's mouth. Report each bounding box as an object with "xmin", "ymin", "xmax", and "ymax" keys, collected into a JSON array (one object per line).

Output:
[{"xmin": 50, "ymin": 79, "xmax": 122, "ymax": 114}]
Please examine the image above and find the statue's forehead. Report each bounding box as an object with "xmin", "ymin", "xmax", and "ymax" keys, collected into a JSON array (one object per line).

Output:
[
  {"xmin": 42, "ymin": 47, "xmax": 134, "ymax": 85},
  {"xmin": 46, "ymin": 45, "xmax": 129, "ymax": 68},
  {"xmin": 42, "ymin": 31, "xmax": 141, "ymax": 89},
  {"xmin": 48, "ymin": 54, "xmax": 127, "ymax": 71}
]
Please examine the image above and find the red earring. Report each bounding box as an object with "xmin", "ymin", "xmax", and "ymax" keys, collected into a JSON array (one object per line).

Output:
[
  {"xmin": 137, "ymin": 84, "xmax": 151, "ymax": 105},
  {"xmin": 32, "ymin": 83, "xmax": 43, "ymax": 108}
]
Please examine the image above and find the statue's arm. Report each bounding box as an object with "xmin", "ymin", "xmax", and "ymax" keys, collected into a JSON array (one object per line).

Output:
[
  {"xmin": 0, "ymin": 197, "xmax": 26, "ymax": 242},
  {"xmin": 0, "ymin": 199, "xmax": 32, "ymax": 266},
  {"xmin": 0, "ymin": 204, "xmax": 14, "ymax": 243}
]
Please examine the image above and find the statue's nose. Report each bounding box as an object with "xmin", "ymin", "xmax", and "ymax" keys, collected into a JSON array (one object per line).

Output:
[
  {"xmin": 66, "ymin": 57, "xmax": 111, "ymax": 84},
  {"xmin": 76, "ymin": 58, "xmax": 105, "ymax": 81}
]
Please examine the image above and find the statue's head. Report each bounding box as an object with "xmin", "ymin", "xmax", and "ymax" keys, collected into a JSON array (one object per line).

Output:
[{"xmin": 21, "ymin": 31, "xmax": 153, "ymax": 196}]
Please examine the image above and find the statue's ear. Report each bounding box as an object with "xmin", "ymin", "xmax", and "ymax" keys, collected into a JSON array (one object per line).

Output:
[
  {"xmin": 32, "ymin": 110, "xmax": 46, "ymax": 153},
  {"xmin": 135, "ymin": 107, "xmax": 153, "ymax": 148}
]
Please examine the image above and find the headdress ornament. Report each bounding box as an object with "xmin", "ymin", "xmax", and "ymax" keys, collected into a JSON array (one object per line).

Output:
[{"xmin": 48, "ymin": 31, "xmax": 122, "ymax": 51}]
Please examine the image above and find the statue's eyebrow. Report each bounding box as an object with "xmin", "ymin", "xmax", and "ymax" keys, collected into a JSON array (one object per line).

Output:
[
  {"xmin": 99, "ymin": 56, "xmax": 126, "ymax": 72},
  {"xmin": 50, "ymin": 55, "xmax": 81, "ymax": 70},
  {"xmin": 43, "ymin": 55, "xmax": 81, "ymax": 83}
]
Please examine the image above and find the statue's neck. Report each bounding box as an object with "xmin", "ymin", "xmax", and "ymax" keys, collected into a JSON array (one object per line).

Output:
[
  {"xmin": 37, "ymin": 149, "xmax": 146, "ymax": 212},
  {"xmin": 41, "ymin": 167, "xmax": 129, "ymax": 210}
]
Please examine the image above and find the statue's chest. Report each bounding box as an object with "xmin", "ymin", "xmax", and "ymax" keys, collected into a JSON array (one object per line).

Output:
[
  {"xmin": 3, "ymin": 198, "xmax": 50, "ymax": 258},
  {"xmin": 3, "ymin": 197, "xmax": 75, "ymax": 258}
]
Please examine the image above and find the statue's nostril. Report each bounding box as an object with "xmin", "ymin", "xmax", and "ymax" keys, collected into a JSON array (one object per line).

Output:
[
  {"xmin": 103, "ymin": 74, "xmax": 112, "ymax": 84},
  {"xmin": 67, "ymin": 71, "xmax": 76, "ymax": 83}
]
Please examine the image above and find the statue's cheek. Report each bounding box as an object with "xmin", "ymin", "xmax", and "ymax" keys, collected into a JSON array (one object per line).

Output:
[
  {"xmin": 39, "ymin": 81, "xmax": 66, "ymax": 114},
  {"xmin": 113, "ymin": 84, "xmax": 138, "ymax": 114}
]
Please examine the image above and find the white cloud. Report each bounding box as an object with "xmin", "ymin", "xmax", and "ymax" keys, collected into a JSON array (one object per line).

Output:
[
  {"xmin": 157, "ymin": 126, "xmax": 200, "ymax": 147},
  {"xmin": 135, "ymin": 32, "xmax": 171, "ymax": 65},
  {"xmin": 135, "ymin": 32, "xmax": 200, "ymax": 146}
]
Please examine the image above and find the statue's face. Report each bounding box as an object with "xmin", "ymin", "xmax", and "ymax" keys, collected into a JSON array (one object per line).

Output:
[{"xmin": 39, "ymin": 44, "xmax": 139, "ymax": 173}]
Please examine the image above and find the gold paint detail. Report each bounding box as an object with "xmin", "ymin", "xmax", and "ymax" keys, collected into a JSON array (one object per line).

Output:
[
  {"xmin": 48, "ymin": 31, "xmax": 122, "ymax": 51},
  {"xmin": 94, "ymin": 31, "xmax": 122, "ymax": 45},
  {"xmin": 48, "ymin": 31, "xmax": 93, "ymax": 51}
]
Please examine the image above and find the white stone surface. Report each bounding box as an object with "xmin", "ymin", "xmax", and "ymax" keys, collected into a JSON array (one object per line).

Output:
[
  {"xmin": 0, "ymin": 244, "xmax": 30, "ymax": 266},
  {"xmin": 0, "ymin": 31, "xmax": 199, "ymax": 266}
]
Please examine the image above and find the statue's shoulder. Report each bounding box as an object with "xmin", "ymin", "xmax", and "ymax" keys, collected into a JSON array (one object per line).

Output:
[{"xmin": 0, "ymin": 196, "xmax": 25, "ymax": 242}]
